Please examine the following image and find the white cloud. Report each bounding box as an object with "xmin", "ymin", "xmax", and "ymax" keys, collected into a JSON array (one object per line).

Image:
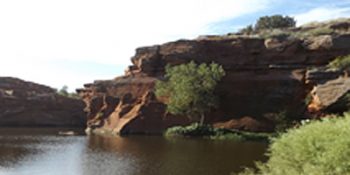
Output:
[
  {"xmin": 0, "ymin": 0, "xmax": 270, "ymax": 89},
  {"xmin": 295, "ymin": 7, "xmax": 350, "ymax": 25}
]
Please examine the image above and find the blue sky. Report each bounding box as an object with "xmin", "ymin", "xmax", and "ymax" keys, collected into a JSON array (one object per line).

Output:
[
  {"xmin": 1, "ymin": 0, "xmax": 350, "ymax": 91},
  {"xmin": 209, "ymin": 0, "xmax": 350, "ymax": 34}
]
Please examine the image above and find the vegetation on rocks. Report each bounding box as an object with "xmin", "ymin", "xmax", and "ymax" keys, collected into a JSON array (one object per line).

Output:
[
  {"xmin": 254, "ymin": 15, "xmax": 296, "ymax": 30},
  {"xmin": 327, "ymin": 55, "xmax": 350, "ymax": 71},
  {"xmin": 57, "ymin": 85, "xmax": 80, "ymax": 99},
  {"xmin": 155, "ymin": 61, "xmax": 225, "ymax": 124},
  {"xmin": 238, "ymin": 16, "xmax": 350, "ymax": 40},
  {"xmin": 165, "ymin": 123, "xmax": 271, "ymax": 141},
  {"xmin": 239, "ymin": 15, "xmax": 296, "ymax": 34},
  {"xmin": 237, "ymin": 113, "xmax": 350, "ymax": 175}
]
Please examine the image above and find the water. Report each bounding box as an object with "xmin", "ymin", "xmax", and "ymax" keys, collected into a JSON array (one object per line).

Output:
[{"xmin": 0, "ymin": 128, "xmax": 268, "ymax": 175}]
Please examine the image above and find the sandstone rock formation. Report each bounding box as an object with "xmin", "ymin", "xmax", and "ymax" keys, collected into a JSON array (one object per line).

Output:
[
  {"xmin": 306, "ymin": 70, "xmax": 350, "ymax": 116},
  {"xmin": 79, "ymin": 19, "xmax": 350, "ymax": 134},
  {"xmin": 0, "ymin": 77, "xmax": 86, "ymax": 127}
]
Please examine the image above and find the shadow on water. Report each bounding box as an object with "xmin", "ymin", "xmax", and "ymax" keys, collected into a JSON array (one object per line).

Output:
[
  {"xmin": 85, "ymin": 135, "xmax": 268, "ymax": 175},
  {"xmin": 0, "ymin": 128, "xmax": 268, "ymax": 175}
]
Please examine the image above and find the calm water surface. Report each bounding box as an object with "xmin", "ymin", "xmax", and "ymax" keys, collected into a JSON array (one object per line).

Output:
[{"xmin": 0, "ymin": 128, "xmax": 268, "ymax": 175}]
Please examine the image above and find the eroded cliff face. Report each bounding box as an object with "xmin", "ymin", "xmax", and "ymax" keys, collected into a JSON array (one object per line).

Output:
[
  {"xmin": 0, "ymin": 77, "xmax": 86, "ymax": 127},
  {"xmin": 79, "ymin": 20, "xmax": 350, "ymax": 134}
]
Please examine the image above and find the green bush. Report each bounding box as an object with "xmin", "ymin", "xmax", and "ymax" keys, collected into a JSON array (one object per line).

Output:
[
  {"xmin": 327, "ymin": 55, "xmax": 350, "ymax": 71},
  {"xmin": 165, "ymin": 123, "xmax": 271, "ymax": 141},
  {"xmin": 305, "ymin": 27, "xmax": 333, "ymax": 36},
  {"xmin": 255, "ymin": 15, "xmax": 296, "ymax": 31},
  {"xmin": 165, "ymin": 123, "xmax": 218, "ymax": 137},
  {"xmin": 57, "ymin": 85, "xmax": 69, "ymax": 96},
  {"xmin": 258, "ymin": 29, "xmax": 291, "ymax": 39},
  {"xmin": 57, "ymin": 85, "xmax": 80, "ymax": 99},
  {"xmin": 239, "ymin": 25, "xmax": 254, "ymax": 35},
  {"xmin": 155, "ymin": 61, "xmax": 225, "ymax": 124},
  {"xmin": 238, "ymin": 113, "xmax": 350, "ymax": 175},
  {"xmin": 266, "ymin": 111, "xmax": 293, "ymax": 132}
]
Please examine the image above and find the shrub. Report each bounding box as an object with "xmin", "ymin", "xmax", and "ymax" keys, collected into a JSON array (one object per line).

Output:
[
  {"xmin": 165, "ymin": 123, "xmax": 271, "ymax": 141},
  {"xmin": 239, "ymin": 25, "xmax": 254, "ymax": 35},
  {"xmin": 255, "ymin": 15, "xmax": 296, "ymax": 31},
  {"xmin": 238, "ymin": 113, "xmax": 350, "ymax": 175},
  {"xmin": 265, "ymin": 111, "xmax": 293, "ymax": 132},
  {"xmin": 165, "ymin": 123, "xmax": 217, "ymax": 137},
  {"xmin": 57, "ymin": 85, "xmax": 80, "ymax": 99},
  {"xmin": 305, "ymin": 27, "xmax": 333, "ymax": 36},
  {"xmin": 327, "ymin": 55, "xmax": 350, "ymax": 71},
  {"xmin": 258, "ymin": 29, "xmax": 291, "ymax": 39},
  {"xmin": 155, "ymin": 61, "xmax": 225, "ymax": 124},
  {"xmin": 57, "ymin": 85, "xmax": 69, "ymax": 96}
]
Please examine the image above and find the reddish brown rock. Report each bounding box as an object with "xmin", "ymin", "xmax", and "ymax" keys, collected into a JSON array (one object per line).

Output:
[
  {"xmin": 79, "ymin": 22, "xmax": 350, "ymax": 134},
  {"xmin": 306, "ymin": 72, "xmax": 350, "ymax": 115},
  {"xmin": 0, "ymin": 77, "xmax": 86, "ymax": 127},
  {"xmin": 213, "ymin": 116, "xmax": 274, "ymax": 132}
]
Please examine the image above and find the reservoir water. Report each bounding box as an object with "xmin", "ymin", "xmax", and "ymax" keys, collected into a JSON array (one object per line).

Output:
[{"xmin": 0, "ymin": 128, "xmax": 267, "ymax": 175}]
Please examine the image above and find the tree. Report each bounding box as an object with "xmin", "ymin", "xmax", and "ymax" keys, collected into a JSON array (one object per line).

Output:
[
  {"xmin": 56, "ymin": 85, "xmax": 80, "ymax": 99},
  {"xmin": 255, "ymin": 15, "xmax": 296, "ymax": 31},
  {"xmin": 58, "ymin": 85, "xmax": 69, "ymax": 96},
  {"xmin": 155, "ymin": 61, "xmax": 225, "ymax": 125},
  {"xmin": 239, "ymin": 24, "xmax": 254, "ymax": 35}
]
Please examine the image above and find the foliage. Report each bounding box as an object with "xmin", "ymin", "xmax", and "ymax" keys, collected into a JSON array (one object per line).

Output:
[
  {"xmin": 155, "ymin": 61, "xmax": 225, "ymax": 124},
  {"xmin": 57, "ymin": 85, "xmax": 80, "ymax": 99},
  {"xmin": 165, "ymin": 123, "xmax": 271, "ymax": 141},
  {"xmin": 327, "ymin": 55, "xmax": 350, "ymax": 71},
  {"xmin": 165, "ymin": 123, "xmax": 220, "ymax": 137},
  {"xmin": 304, "ymin": 27, "xmax": 333, "ymax": 36},
  {"xmin": 258, "ymin": 29, "xmax": 292, "ymax": 39},
  {"xmin": 239, "ymin": 25, "xmax": 254, "ymax": 35},
  {"xmin": 255, "ymin": 15, "xmax": 296, "ymax": 31},
  {"xmin": 57, "ymin": 85, "xmax": 69, "ymax": 96},
  {"xmin": 265, "ymin": 111, "xmax": 293, "ymax": 132},
  {"xmin": 237, "ymin": 113, "xmax": 350, "ymax": 175}
]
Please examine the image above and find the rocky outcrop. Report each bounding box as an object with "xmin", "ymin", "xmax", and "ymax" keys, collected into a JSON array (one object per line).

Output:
[
  {"xmin": 0, "ymin": 77, "xmax": 86, "ymax": 127},
  {"xmin": 79, "ymin": 20, "xmax": 350, "ymax": 135},
  {"xmin": 306, "ymin": 70, "xmax": 350, "ymax": 115}
]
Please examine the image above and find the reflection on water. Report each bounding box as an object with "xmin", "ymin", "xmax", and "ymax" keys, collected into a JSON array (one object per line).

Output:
[{"xmin": 0, "ymin": 128, "xmax": 268, "ymax": 175}]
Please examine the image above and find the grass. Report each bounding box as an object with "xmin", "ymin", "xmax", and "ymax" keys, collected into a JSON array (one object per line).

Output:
[
  {"xmin": 164, "ymin": 123, "xmax": 272, "ymax": 142},
  {"xmin": 327, "ymin": 55, "xmax": 350, "ymax": 71}
]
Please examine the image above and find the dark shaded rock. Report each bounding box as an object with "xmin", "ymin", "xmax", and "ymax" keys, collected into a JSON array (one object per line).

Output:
[{"xmin": 0, "ymin": 77, "xmax": 86, "ymax": 127}]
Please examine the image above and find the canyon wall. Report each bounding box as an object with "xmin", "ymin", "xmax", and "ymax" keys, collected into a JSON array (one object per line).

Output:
[
  {"xmin": 79, "ymin": 20, "xmax": 350, "ymax": 134},
  {"xmin": 0, "ymin": 77, "xmax": 86, "ymax": 127}
]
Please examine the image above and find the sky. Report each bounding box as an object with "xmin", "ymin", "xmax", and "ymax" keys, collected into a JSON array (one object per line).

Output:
[{"xmin": 1, "ymin": 0, "xmax": 350, "ymax": 91}]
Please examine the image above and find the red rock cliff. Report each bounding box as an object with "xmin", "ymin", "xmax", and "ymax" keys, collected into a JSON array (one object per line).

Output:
[
  {"xmin": 78, "ymin": 20, "xmax": 350, "ymax": 134},
  {"xmin": 0, "ymin": 77, "xmax": 86, "ymax": 127}
]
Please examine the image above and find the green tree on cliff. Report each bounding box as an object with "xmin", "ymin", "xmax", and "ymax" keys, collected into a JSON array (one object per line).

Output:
[
  {"xmin": 58, "ymin": 85, "xmax": 69, "ymax": 96},
  {"xmin": 57, "ymin": 85, "xmax": 79, "ymax": 99},
  {"xmin": 155, "ymin": 61, "xmax": 225, "ymax": 125},
  {"xmin": 255, "ymin": 15, "xmax": 296, "ymax": 30}
]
